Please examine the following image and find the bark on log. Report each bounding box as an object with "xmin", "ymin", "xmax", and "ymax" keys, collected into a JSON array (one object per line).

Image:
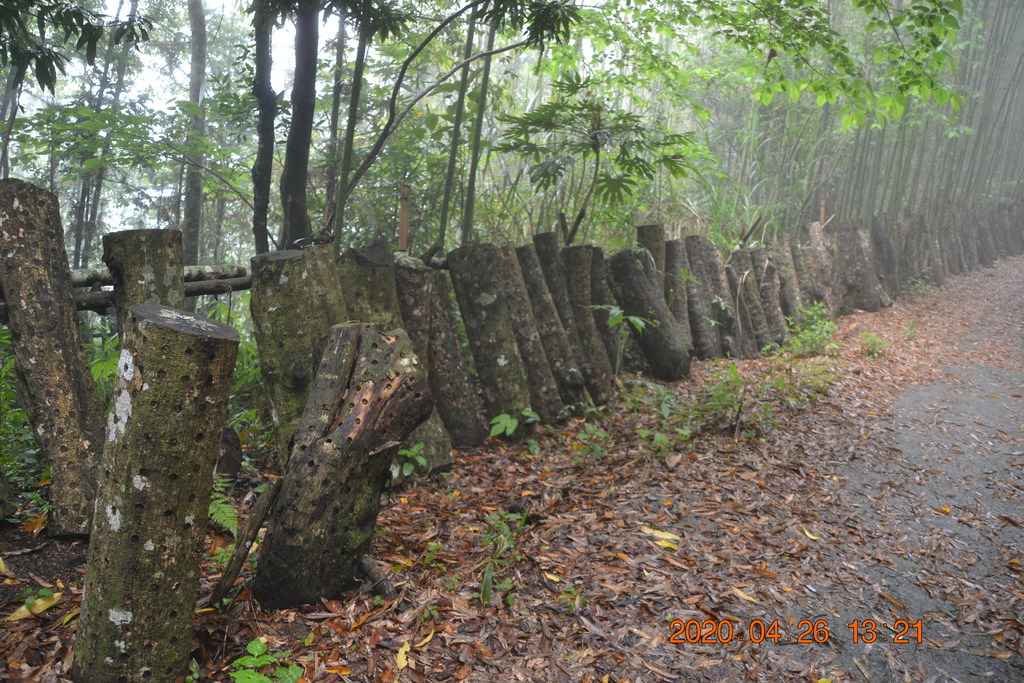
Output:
[
  {"xmin": 0, "ymin": 179, "xmax": 105, "ymax": 536},
  {"xmin": 496, "ymin": 246, "xmax": 565, "ymax": 422},
  {"xmin": 731, "ymin": 247, "xmax": 774, "ymax": 351},
  {"xmin": 636, "ymin": 223, "xmax": 666, "ymax": 293},
  {"xmin": 561, "ymin": 245, "xmax": 613, "ymax": 404},
  {"xmin": 252, "ymin": 325, "xmax": 431, "ymax": 610},
  {"xmin": 395, "ymin": 260, "xmax": 487, "ymax": 447},
  {"xmin": 724, "ymin": 264, "xmax": 759, "ymax": 360},
  {"xmin": 681, "ymin": 239, "xmax": 723, "ymax": 361},
  {"xmin": 686, "ymin": 235, "xmax": 735, "ymax": 358},
  {"xmin": 250, "ymin": 246, "xmax": 347, "ymax": 458},
  {"xmin": 532, "ymin": 232, "xmax": 585, "ymax": 362},
  {"xmin": 336, "ymin": 241, "xmax": 404, "ymax": 329},
  {"xmin": 588, "ymin": 247, "xmax": 621, "ymax": 375},
  {"xmin": 663, "ymin": 239, "xmax": 694, "ymax": 353},
  {"xmin": 73, "ymin": 304, "xmax": 238, "ymax": 683},
  {"xmin": 607, "ymin": 249, "xmax": 691, "ymax": 381},
  {"xmin": 515, "ymin": 244, "xmax": 589, "ymax": 409},
  {"xmin": 749, "ymin": 247, "xmax": 787, "ymax": 346},
  {"xmin": 102, "ymin": 229, "xmax": 186, "ymax": 340},
  {"xmin": 773, "ymin": 236, "xmax": 804, "ymax": 327},
  {"xmin": 830, "ymin": 220, "xmax": 892, "ymax": 314},
  {"xmin": 448, "ymin": 244, "xmax": 532, "ymax": 436},
  {"xmin": 69, "ymin": 264, "xmax": 248, "ymax": 288}
]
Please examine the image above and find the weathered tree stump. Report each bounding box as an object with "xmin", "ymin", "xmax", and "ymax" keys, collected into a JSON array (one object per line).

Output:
[
  {"xmin": 731, "ymin": 247, "xmax": 774, "ymax": 351},
  {"xmin": 340, "ymin": 246, "xmax": 451, "ymax": 473},
  {"xmin": 664, "ymin": 239, "xmax": 694, "ymax": 353},
  {"xmin": 686, "ymin": 235, "xmax": 735, "ymax": 358},
  {"xmin": 448, "ymin": 243, "xmax": 532, "ymax": 436},
  {"xmin": 636, "ymin": 223, "xmax": 666, "ymax": 293},
  {"xmin": 532, "ymin": 232, "xmax": 585, "ymax": 362},
  {"xmin": 749, "ymin": 247, "xmax": 788, "ymax": 346},
  {"xmin": 253, "ymin": 325, "xmax": 431, "ymax": 610},
  {"xmin": 496, "ymin": 246, "xmax": 565, "ymax": 422},
  {"xmin": 607, "ymin": 249, "xmax": 691, "ymax": 381},
  {"xmin": 395, "ymin": 260, "xmax": 487, "ymax": 447},
  {"xmin": 102, "ymin": 229, "xmax": 186, "ymax": 340},
  {"xmin": 73, "ymin": 304, "xmax": 238, "ymax": 683},
  {"xmin": 830, "ymin": 220, "xmax": 893, "ymax": 314},
  {"xmin": 724, "ymin": 264, "xmax": 760, "ymax": 360},
  {"xmin": 561, "ymin": 245, "xmax": 613, "ymax": 404},
  {"xmin": 588, "ymin": 247, "xmax": 621, "ymax": 374},
  {"xmin": 515, "ymin": 244, "xmax": 589, "ymax": 409},
  {"xmin": 773, "ymin": 236, "xmax": 804, "ymax": 327},
  {"xmin": 250, "ymin": 246, "xmax": 346, "ymax": 459},
  {"xmin": 0, "ymin": 179, "xmax": 105, "ymax": 536}
]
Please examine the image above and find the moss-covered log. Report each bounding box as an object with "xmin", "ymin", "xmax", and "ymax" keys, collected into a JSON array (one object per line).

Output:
[
  {"xmin": 561, "ymin": 245, "xmax": 613, "ymax": 404},
  {"xmin": 0, "ymin": 179, "xmax": 104, "ymax": 536},
  {"xmin": 532, "ymin": 232, "xmax": 585, "ymax": 362},
  {"xmin": 686, "ymin": 235, "xmax": 735, "ymax": 358},
  {"xmin": 395, "ymin": 260, "xmax": 487, "ymax": 447},
  {"xmin": 681, "ymin": 239, "xmax": 722, "ymax": 361},
  {"xmin": 664, "ymin": 239, "xmax": 694, "ymax": 353},
  {"xmin": 830, "ymin": 220, "xmax": 892, "ymax": 314},
  {"xmin": 636, "ymin": 223, "xmax": 666, "ymax": 292},
  {"xmin": 496, "ymin": 246, "xmax": 564, "ymax": 422},
  {"xmin": 749, "ymin": 247, "xmax": 788, "ymax": 346},
  {"xmin": 607, "ymin": 249, "xmax": 691, "ymax": 381},
  {"xmin": 73, "ymin": 304, "xmax": 238, "ymax": 682},
  {"xmin": 448, "ymin": 243, "xmax": 532, "ymax": 436},
  {"xmin": 773, "ymin": 235, "xmax": 804, "ymax": 327},
  {"xmin": 515, "ymin": 244, "xmax": 589, "ymax": 409},
  {"xmin": 253, "ymin": 325, "xmax": 431, "ymax": 609},
  {"xmin": 250, "ymin": 246, "xmax": 346, "ymax": 458},
  {"xmin": 588, "ymin": 247, "xmax": 621, "ymax": 374},
  {"xmin": 336, "ymin": 241, "xmax": 403, "ymax": 329},
  {"xmin": 102, "ymin": 229, "xmax": 186, "ymax": 340},
  {"xmin": 731, "ymin": 247, "xmax": 774, "ymax": 351},
  {"xmin": 724, "ymin": 264, "xmax": 760, "ymax": 360}
]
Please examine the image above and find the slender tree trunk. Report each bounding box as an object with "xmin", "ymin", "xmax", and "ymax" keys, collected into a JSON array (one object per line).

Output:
[
  {"xmin": 279, "ymin": 0, "xmax": 320, "ymax": 248},
  {"xmin": 251, "ymin": 5, "xmax": 275, "ymax": 254},
  {"xmin": 322, "ymin": 13, "xmax": 348, "ymax": 225},
  {"xmin": 333, "ymin": 21, "xmax": 372, "ymax": 256},
  {"xmin": 436, "ymin": 14, "xmax": 476, "ymax": 248},
  {"xmin": 182, "ymin": 0, "xmax": 208, "ymax": 266},
  {"xmin": 460, "ymin": 14, "xmax": 497, "ymax": 244}
]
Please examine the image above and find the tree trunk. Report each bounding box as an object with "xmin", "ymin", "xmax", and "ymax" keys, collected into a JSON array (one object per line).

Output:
[
  {"xmin": 606, "ymin": 249, "xmax": 691, "ymax": 381},
  {"xmin": 448, "ymin": 243, "xmax": 532, "ymax": 437},
  {"xmin": 749, "ymin": 247, "xmax": 788, "ymax": 346},
  {"xmin": 249, "ymin": 245, "xmax": 347, "ymax": 458},
  {"xmin": 685, "ymin": 235, "xmax": 734, "ymax": 358},
  {"xmin": 73, "ymin": 304, "xmax": 238, "ymax": 683},
  {"xmin": 279, "ymin": 0, "xmax": 319, "ymax": 247},
  {"xmin": 0, "ymin": 180, "xmax": 105, "ymax": 536},
  {"xmin": 561, "ymin": 245, "xmax": 613, "ymax": 404},
  {"xmin": 731, "ymin": 247, "xmax": 774, "ymax": 352},
  {"xmin": 588, "ymin": 246, "xmax": 621, "ymax": 375},
  {"xmin": 394, "ymin": 259, "xmax": 487, "ymax": 446},
  {"xmin": 253, "ymin": 324, "xmax": 431, "ymax": 610},
  {"xmin": 102, "ymin": 229, "xmax": 187, "ymax": 341},
  {"xmin": 663, "ymin": 239, "xmax": 694, "ymax": 353},
  {"xmin": 250, "ymin": 5, "xmax": 275, "ymax": 254},
  {"xmin": 636, "ymin": 222, "xmax": 666, "ymax": 293},
  {"xmin": 773, "ymin": 235, "xmax": 804, "ymax": 327},
  {"xmin": 182, "ymin": 0, "xmax": 207, "ymax": 266},
  {"xmin": 333, "ymin": 20, "xmax": 372, "ymax": 253},
  {"xmin": 724, "ymin": 264, "xmax": 759, "ymax": 360},
  {"xmin": 495, "ymin": 246, "xmax": 564, "ymax": 423},
  {"xmin": 460, "ymin": 14, "xmax": 497, "ymax": 244},
  {"xmin": 514, "ymin": 244, "xmax": 589, "ymax": 410}
]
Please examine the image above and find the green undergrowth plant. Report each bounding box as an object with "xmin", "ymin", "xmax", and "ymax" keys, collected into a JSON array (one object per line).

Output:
[
  {"xmin": 227, "ymin": 638, "xmax": 302, "ymax": 683},
  {"xmin": 784, "ymin": 302, "xmax": 838, "ymax": 358},
  {"xmin": 902, "ymin": 320, "xmax": 920, "ymax": 341},
  {"xmin": 476, "ymin": 510, "xmax": 525, "ymax": 607},
  {"xmin": 859, "ymin": 332, "xmax": 889, "ymax": 358}
]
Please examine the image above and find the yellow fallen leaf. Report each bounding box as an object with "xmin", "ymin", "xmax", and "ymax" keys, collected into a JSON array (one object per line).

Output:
[
  {"xmin": 655, "ymin": 540, "xmax": 679, "ymax": 551},
  {"xmin": 640, "ymin": 526, "xmax": 682, "ymax": 541},
  {"xmin": 396, "ymin": 640, "xmax": 410, "ymax": 669},
  {"xmin": 544, "ymin": 572, "xmax": 561, "ymax": 583},
  {"xmin": 940, "ymin": 506, "xmax": 951, "ymax": 514},
  {"xmin": 414, "ymin": 631, "xmax": 434, "ymax": 648},
  {"xmin": 732, "ymin": 587, "xmax": 757, "ymax": 603},
  {"xmin": 61, "ymin": 610, "xmax": 79, "ymax": 626},
  {"xmin": 5, "ymin": 592, "xmax": 62, "ymax": 621},
  {"xmin": 327, "ymin": 667, "xmax": 354, "ymax": 675},
  {"xmin": 0, "ymin": 556, "xmax": 6, "ymax": 572},
  {"xmin": 800, "ymin": 525, "xmax": 821, "ymax": 541},
  {"xmin": 818, "ymin": 679, "xmax": 834, "ymax": 683}
]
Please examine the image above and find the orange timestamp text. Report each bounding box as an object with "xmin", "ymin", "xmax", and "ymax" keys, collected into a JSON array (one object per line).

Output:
[{"xmin": 668, "ymin": 619, "xmax": 924, "ymax": 645}]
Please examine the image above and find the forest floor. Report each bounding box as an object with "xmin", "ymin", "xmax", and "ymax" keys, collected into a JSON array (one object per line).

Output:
[{"xmin": 2, "ymin": 257, "xmax": 1023, "ymax": 682}]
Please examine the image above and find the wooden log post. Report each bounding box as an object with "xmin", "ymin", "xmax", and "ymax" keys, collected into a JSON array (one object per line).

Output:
[
  {"xmin": 561, "ymin": 245, "xmax": 613, "ymax": 404},
  {"xmin": 773, "ymin": 235, "xmax": 804, "ymax": 327},
  {"xmin": 73, "ymin": 304, "xmax": 238, "ymax": 683},
  {"xmin": 250, "ymin": 246, "xmax": 346, "ymax": 459},
  {"xmin": 102, "ymin": 229, "xmax": 186, "ymax": 340},
  {"xmin": 607, "ymin": 249, "xmax": 692, "ymax": 381},
  {"xmin": 731, "ymin": 247, "xmax": 775, "ymax": 351},
  {"xmin": 636, "ymin": 223, "xmax": 667, "ymax": 293},
  {"xmin": 448, "ymin": 244, "xmax": 532, "ymax": 436},
  {"xmin": 749, "ymin": 247, "xmax": 788, "ymax": 345},
  {"xmin": 253, "ymin": 325, "xmax": 431, "ymax": 610},
  {"xmin": 496, "ymin": 246, "xmax": 565, "ymax": 422},
  {"xmin": 724, "ymin": 264, "xmax": 760, "ymax": 360},
  {"xmin": 0, "ymin": 179, "xmax": 105, "ymax": 536},
  {"xmin": 588, "ymin": 247, "xmax": 621, "ymax": 374},
  {"xmin": 686, "ymin": 235, "xmax": 735, "ymax": 358},
  {"xmin": 395, "ymin": 261, "xmax": 488, "ymax": 447},
  {"xmin": 681, "ymin": 238, "xmax": 723, "ymax": 360},
  {"xmin": 515, "ymin": 244, "xmax": 590, "ymax": 409},
  {"xmin": 340, "ymin": 245, "xmax": 452, "ymax": 473},
  {"xmin": 663, "ymin": 239, "xmax": 694, "ymax": 353}
]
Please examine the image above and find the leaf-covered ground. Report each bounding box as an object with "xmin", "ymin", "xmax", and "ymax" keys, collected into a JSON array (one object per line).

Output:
[{"xmin": 2, "ymin": 257, "xmax": 1023, "ymax": 682}]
